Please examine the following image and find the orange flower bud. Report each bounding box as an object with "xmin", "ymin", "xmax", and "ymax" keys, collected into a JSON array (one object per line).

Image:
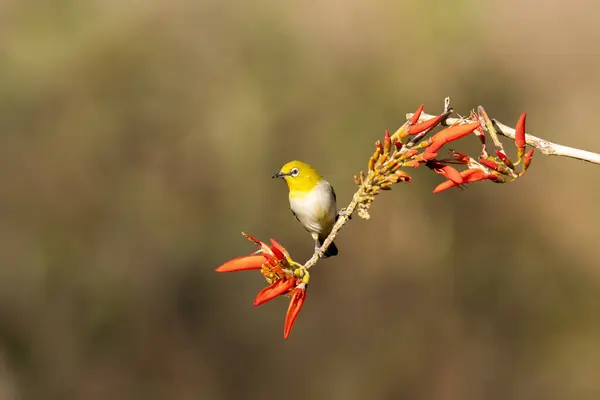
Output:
[
  {"xmin": 384, "ymin": 130, "xmax": 391, "ymax": 154},
  {"xmin": 496, "ymin": 150, "xmax": 515, "ymax": 171},
  {"xmin": 515, "ymin": 112, "xmax": 526, "ymax": 149},
  {"xmin": 403, "ymin": 160, "xmax": 420, "ymax": 168},
  {"xmin": 400, "ymin": 149, "xmax": 419, "ymax": 160},
  {"xmin": 523, "ymin": 149, "xmax": 534, "ymax": 170},
  {"xmin": 415, "ymin": 152, "xmax": 437, "ymax": 162},
  {"xmin": 395, "ymin": 170, "xmax": 412, "ymax": 182}
]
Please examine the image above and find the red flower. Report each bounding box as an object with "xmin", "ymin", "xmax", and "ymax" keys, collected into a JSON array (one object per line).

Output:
[
  {"xmin": 284, "ymin": 283, "xmax": 307, "ymax": 339},
  {"xmin": 216, "ymin": 233, "xmax": 309, "ymax": 339},
  {"xmin": 433, "ymin": 121, "xmax": 480, "ymax": 143},
  {"xmin": 254, "ymin": 278, "xmax": 296, "ymax": 306},
  {"xmin": 214, "ymin": 254, "xmax": 266, "ymax": 272},
  {"xmin": 407, "ymin": 114, "xmax": 445, "ymax": 135},
  {"xmin": 409, "ymin": 104, "xmax": 425, "ymax": 125},
  {"xmin": 426, "ymin": 161, "xmax": 463, "ymax": 184},
  {"xmin": 478, "ymin": 158, "xmax": 501, "ymax": 171},
  {"xmin": 433, "ymin": 168, "xmax": 499, "ymax": 193}
]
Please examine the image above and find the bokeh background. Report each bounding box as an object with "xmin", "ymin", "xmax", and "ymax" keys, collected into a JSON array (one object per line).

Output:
[{"xmin": 1, "ymin": 0, "xmax": 600, "ymax": 399}]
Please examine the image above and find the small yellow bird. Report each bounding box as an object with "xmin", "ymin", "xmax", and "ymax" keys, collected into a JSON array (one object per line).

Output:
[{"xmin": 272, "ymin": 161, "xmax": 339, "ymax": 258}]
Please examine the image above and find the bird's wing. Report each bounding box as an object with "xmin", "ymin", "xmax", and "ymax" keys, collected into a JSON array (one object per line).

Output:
[{"xmin": 330, "ymin": 184, "xmax": 336, "ymax": 203}]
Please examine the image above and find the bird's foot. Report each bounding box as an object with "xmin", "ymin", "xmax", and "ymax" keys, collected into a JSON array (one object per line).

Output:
[{"xmin": 314, "ymin": 244, "xmax": 326, "ymax": 259}]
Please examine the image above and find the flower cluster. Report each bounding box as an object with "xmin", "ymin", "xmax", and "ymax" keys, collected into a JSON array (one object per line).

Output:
[
  {"xmin": 354, "ymin": 103, "xmax": 534, "ymax": 218},
  {"xmin": 216, "ymin": 233, "xmax": 308, "ymax": 339}
]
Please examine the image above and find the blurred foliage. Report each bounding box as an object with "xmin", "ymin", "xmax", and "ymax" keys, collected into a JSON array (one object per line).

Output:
[{"xmin": 0, "ymin": 0, "xmax": 600, "ymax": 399}]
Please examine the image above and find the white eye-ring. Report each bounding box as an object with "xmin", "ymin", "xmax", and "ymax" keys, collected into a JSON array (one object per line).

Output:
[{"xmin": 290, "ymin": 168, "xmax": 299, "ymax": 177}]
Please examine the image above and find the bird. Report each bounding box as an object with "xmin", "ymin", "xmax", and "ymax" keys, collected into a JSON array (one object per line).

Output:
[{"xmin": 272, "ymin": 160, "xmax": 339, "ymax": 258}]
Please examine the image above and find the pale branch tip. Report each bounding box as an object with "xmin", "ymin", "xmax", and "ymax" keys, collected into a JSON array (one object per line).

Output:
[{"xmin": 409, "ymin": 112, "xmax": 600, "ymax": 166}]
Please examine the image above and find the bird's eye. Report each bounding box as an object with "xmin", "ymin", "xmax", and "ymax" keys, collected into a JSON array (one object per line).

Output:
[{"xmin": 290, "ymin": 168, "xmax": 299, "ymax": 177}]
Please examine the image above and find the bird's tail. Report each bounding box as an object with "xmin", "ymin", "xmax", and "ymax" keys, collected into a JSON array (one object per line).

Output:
[{"xmin": 318, "ymin": 239, "xmax": 338, "ymax": 258}]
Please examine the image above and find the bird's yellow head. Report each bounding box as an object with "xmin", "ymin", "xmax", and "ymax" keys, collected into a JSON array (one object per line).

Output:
[{"xmin": 272, "ymin": 160, "xmax": 323, "ymax": 192}]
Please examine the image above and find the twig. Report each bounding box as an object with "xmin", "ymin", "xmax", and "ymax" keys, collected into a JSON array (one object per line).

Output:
[
  {"xmin": 408, "ymin": 112, "xmax": 600, "ymax": 166},
  {"xmin": 303, "ymin": 191, "xmax": 361, "ymax": 269}
]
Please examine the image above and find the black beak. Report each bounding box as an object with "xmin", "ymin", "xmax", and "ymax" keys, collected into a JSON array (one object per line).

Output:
[{"xmin": 271, "ymin": 172, "xmax": 286, "ymax": 179}]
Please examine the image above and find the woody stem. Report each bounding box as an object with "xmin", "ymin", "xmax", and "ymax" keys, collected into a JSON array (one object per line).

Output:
[{"xmin": 303, "ymin": 189, "xmax": 363, "ymax": 270}]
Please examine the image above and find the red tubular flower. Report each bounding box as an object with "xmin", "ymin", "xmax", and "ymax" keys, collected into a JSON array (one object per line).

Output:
[
  {"xmin": 479, "ymin": 158, "xmax": 500, "ymax": 171},
  {"xmin": 433, "ymin": 179, "xmax": 459, "ymax": 194},
  {"xmin": 269, "ymin": 238, "xmax": 288, "ymax": 260},
  {"xmin": 254, "ymin": 278, "xmax": 296, "ymax": 306},
  {"xmin": 433, "ymin": 168, "xmax": 498, "ymax": 193},
  {"xmin": 451, "ymin": 151, "xmax": 471, "ymax": 164},
  {"xmin": 430, "ymin": 122, "xmax": 481, "ymax": 144},
  {"xmin": 216, "ymin": 255, "xmax": 266, "ymax": 272},
  {"xmin": 426, "ymin": 161, "xmax": 463, "ymax": 184},
  {"xmin": 284, "ymin": 283, "xmax": 307, "ymax": 340},
  {"xmin": 407, "ymin": 114, "xmax": 444, "ymax": 135},
  {"xmin": 425, "ymin": 139, "xmax": 444, "ymax": 154},
  {"xmin": 410, "ymin": 104, "xmax": 425, "ymax": 125},
  {"xmin": 515, "ymin": 112, "xmax": 527, "ymax": 157},
  {"xmin": 424, "ymin": 122, "xmax": 480, "ymax": 154}
]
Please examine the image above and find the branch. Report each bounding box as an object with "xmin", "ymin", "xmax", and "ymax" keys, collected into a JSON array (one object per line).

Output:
[
  {"xmin": 408, "ymin": 112, "xmax": 600, "ymax": 166},
  {"xmin": 303, "ymin": 191, "xmax": 361, "ymax": 270}
]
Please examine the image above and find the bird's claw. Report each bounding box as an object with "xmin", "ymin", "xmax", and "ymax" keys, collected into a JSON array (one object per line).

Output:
[
  {"xmin": 315, "ymin": 248, "xmax": 325, "ymax": 259},
  {"xmin": 314, "ymin": 244, "xmax": 326, "ymax": 259}
]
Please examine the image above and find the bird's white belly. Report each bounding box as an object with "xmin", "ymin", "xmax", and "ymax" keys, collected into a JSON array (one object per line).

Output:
[{"xmin": 289, "ymin": 183, "xmax": 336, "ymax": 235}]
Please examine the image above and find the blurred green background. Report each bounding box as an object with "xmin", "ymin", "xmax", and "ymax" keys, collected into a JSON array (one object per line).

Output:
[{"xmin": 1, "ymin": 0, "xmax": 600, "ymax": 399}]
